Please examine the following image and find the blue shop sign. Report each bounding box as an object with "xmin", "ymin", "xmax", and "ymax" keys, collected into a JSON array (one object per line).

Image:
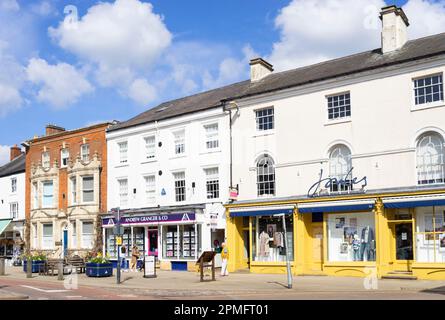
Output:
[{"xmin": 102, "ymin": 213, "xmax": 196, "ymax": 226}]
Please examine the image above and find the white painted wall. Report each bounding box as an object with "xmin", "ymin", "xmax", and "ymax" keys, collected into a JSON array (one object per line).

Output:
[
  {"xmin": 0, "ymin": 172, "xmax": 25, "ymax": 221},
  {"xmin": 107, "ymin": 107, "xmax": 230, "ymax": 256},
  {"xmin": 230, "ymin": 58, "xmax": 445, "ymax": 201}
]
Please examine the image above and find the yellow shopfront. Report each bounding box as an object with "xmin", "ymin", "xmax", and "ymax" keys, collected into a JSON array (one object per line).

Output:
[{"xmin": 225, "ymin": 190, "xmax": 445, "ymax": 280}]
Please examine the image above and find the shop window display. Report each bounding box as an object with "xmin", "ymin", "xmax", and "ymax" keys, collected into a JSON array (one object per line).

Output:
[
  {"xmin": 162, "ymin": 224, "xmax": 201, "ymax": 260},
  {"xmin": 416, "ymin": 206, "xmax": 445, "ymax": 263},
  {"xmin": 252, "ymin": 216, "xmax": 294, "ymax": 262},
  {"xmin": 327, "ymin": 212, "xmax": 376, "ymax": 262}
]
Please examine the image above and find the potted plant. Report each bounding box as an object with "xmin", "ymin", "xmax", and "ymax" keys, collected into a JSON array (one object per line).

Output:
[
  {"xmin": 22, "ymin": 252, "xmax": 47, "ymax": 273},
  {"xmin": 86, "ymin": 252, "xmax": 113, "ymax": 277}
]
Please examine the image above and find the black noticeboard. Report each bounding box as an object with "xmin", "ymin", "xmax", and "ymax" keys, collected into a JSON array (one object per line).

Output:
[{"xmin": 196, "ymin": 251, "xmax": 216, "ymax": 282}]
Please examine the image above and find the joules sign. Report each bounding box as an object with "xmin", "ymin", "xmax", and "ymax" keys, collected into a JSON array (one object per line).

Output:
[
  {"xmin": 102, "ymin": 213, "xmax": 196, "ymax": 226},
  {"xmin": 307, "ymin": 168, "xmax": 367, "ymax": 198}
]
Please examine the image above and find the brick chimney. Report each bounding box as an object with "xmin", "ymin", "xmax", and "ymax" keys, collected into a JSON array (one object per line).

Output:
[
  {"xmin": 45, "ymin": 124, "xmax": 66, "ymax": 136},
  {"xmin": 10, "ymin": 144, "xmax": 22, "ymax": 161},
  {"xmin": 250, "ymin": 58, "xmax": 273, "ymax": 82},
  {"xmin": 380, "ymin": 5, "xmax": 409, "ymax": 54}
]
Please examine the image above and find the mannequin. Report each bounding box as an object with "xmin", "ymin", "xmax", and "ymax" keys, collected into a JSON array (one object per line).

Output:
[
  {"xmin": 360, "ymin": 226, "xmax": 375, "ymax": 261},
  {"xmin": 259, "ymin": 231, "xmax": 270, "ymax": 259},
  {"xmin": 352, "ymin": 234, "xmax": 361, "ymax": 261}
]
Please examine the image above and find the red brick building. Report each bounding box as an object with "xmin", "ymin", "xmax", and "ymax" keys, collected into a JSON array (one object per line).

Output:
[{"xmin": 24, "ymin": 123, "xmax": 111, "ymax": 258}]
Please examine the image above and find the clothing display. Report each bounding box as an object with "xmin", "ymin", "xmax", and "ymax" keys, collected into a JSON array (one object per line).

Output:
[
  {"xmin": 259, "ymin": 231, "xmax": 270, "ymax": 257},
  {"xmin": 273, "ymin": 232, "xmax": 284, "ymax": 247},
  {"xmin": 360, "ymin": 226, "xmax": 375, "ymax": 261}
]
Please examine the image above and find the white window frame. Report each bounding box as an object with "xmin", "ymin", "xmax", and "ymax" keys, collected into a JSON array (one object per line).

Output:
[
  {"xmin": 42, "ymin": 151, "xmax": 50, "ymax": 169},
  {"xmin": 257, "ymin": 155, "xmax": 275, "ymax": 197},
  {"xmin": 118, "ymin": 178, "xmax": 128, "ymax": 208},
  {"xmin": 173, "ymin": 130, "xmax": 185, "ymax": 155},
  {"xmin": 144, "ymin": 175, "xmax": 156, "ymax": 205},
  {"xmin": 42, "ymin": 223, "xmax": 53, "ymax": 249},
  {"xmin": 32, "ymin": 223, "xmax": 37, "ymax": 248},
  {"xmin": 42, "ymin": 180, "xmax": 54, "ymax": 208},
  {"xmin": 413, "ymin": 73, "xmax": 444, "ymax": 107},
  {"xmin": 329, "ymin": 145, "xmax": 353, "ymax": 192},
  {"xmin": 71, "ymin": 221, "xmax": 77, "ymax": 248},
  {"xmin": 32, "ymin": 182, "xmax": 38, "ymax": 209},
  {"xmin": 81, "ymin": 221, "xmax": 94, "ymax": 249},
  {"xmin": 60, "ymin": 148, "xmax": 69, "ymax": 168},
  {"xmin": 327, "ymin": 92, "xmax": 351, "ymax": 121},
  {"xmin": 416, "ymin": 132, "xmax": 445, "ymax": 185},
  {"xmin": 144, "ymin": 136, "xmax": 156, "ymax": 160},
  {"xmin": 205, "ymin": 167, "xmax": 219, "ymax": 199},
  {"xmin": 9, "ymin": 202, "xmax": 18, "ymax": 219},
  {"xmin": 11, "ymin": 177, "xmax": 17, "ymax": 193},
  {"xmin": 118, "ymin": 141, "xmax": 128, "ymax": 164},
  {"xmin": 81, "ymin": 144, "xmax": 89, "ymax": 162},
  {"xmin": 255, "ymin": 107, "xmax": 274, "ymax": 131},
  {"xmin": 173, "ymin": 172, "xmax": 186, "ymax": 202},
  {"xmin": 81, "ymin": 175, "xmax": 94, "ymax": 203},
  {"xmin": 204, "ymin": 123, "xmax": 219, "ymax": 150},
  {"xmin": 70, "ymin": 176, "xmax": 77, "ymax": 205}
]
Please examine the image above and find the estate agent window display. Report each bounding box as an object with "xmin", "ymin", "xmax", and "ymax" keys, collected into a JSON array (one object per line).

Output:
[
  {"xmin": 252, "ymin": 215, "xmax": 294, "ymax": 262},
  {"xmin": 162, "ymin": 224, "xmax": 201, "ymax": 260},
  {"xmin": 327, "ymin": 212, "xmax": 376, "ymax": 262}
]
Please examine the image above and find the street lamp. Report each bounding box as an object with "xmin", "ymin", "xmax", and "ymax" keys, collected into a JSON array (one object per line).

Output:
[{"xmin": 111, "ymin": 207, "xmax": 121, "ymax": 285}]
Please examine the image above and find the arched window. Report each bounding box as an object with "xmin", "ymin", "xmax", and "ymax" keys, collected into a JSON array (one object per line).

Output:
[
  {"xmin": 417, "ymin": 132, "xmax": 445, "ymax": 185},
  {"xmin": 257, "ymin": 155, "xmax": 275, "ymax": 196},
  {"xmin": 329, "ymin": 145, "xmax": 352, "ymax": 192}
]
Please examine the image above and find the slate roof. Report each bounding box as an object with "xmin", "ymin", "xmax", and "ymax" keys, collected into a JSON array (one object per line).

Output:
[
  {"xmin": 0, "ymin": 153, "xmax": 25, "ymax": 178},
  {"xmin": 109, "ymin": 32, "xmax": 445, "ymax": 132}
]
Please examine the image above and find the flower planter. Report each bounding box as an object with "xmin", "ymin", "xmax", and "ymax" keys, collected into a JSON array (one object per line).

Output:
[
  {"xmin": 23, "ymin": 260, "xmax": 46, "ymax": 273},
  {"xmin": 86, "ymin": 262, "xmax": 113, "ymax": 277}
]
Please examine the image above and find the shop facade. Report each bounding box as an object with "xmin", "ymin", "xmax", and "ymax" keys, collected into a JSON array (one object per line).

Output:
[
  {"xmin": 102, "ymin": 205, "xmax": 225, "ymax": 271},
  {"xmin": 226, "ymin": 188, "xmax": 445, "ymax": 280}
]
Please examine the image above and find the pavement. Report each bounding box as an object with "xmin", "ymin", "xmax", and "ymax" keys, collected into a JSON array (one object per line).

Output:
[{"xmin": 0, "ymin": 265, "xmax": 445, "ymax": 300}]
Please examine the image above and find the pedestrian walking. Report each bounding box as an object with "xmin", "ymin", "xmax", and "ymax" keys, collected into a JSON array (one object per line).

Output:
[
  {"xmin": 220, "ymin": 242, "xmax": 229, "ymax": 276},
  {"xmin": 130, "ymin": 245, "xmax": 140, "ymax": 272},
  {"xmin": 120, "ymin": 244, "xmax": 128, "ymax": 272}
]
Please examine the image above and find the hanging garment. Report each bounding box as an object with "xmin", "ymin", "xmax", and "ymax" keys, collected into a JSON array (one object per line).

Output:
[
  {"xmin": 273, "ymin": 232, "xmax": 284, "ymax": 247},
  {"xmin": 259, "ymin": 231, "xmax": 270, "ymax": 256}
]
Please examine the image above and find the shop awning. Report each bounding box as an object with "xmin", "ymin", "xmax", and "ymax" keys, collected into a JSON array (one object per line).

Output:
[
  {"xmin": 298, "ymin": 199, "xmax": 375, "ymax": 213},
  {"xmin": 229, "ymin": 206, "xmax": 294, "ymax": 217},
  {"xmin": 383, "ymin": 194, "xmax": 445, "ymax": 208},
  {"xmin": 0, "ymin": 219, "xmax": 12, "ymax": 235}
]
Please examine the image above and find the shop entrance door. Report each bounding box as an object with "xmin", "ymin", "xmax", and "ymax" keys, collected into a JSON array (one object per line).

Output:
[
  {"xmin": 147, "ymin": 229, "xmax": 158, "ymax": 257},
  {"xmin": 393, "ymin": 223, "xmax": 414, "ymax": 271},
  {"xmin": 311, "ymin": 223, "xmax": 324, "ymax": 271}
]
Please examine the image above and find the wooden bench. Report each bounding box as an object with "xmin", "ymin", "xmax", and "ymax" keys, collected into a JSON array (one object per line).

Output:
[{"xmin": 66, "ymin": 255, "xmax": 86, "ymax": 274}]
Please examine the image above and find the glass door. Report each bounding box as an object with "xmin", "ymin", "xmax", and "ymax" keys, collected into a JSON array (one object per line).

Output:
[
  {"xmin": 148, "ymin": 229, "xmax": 158, "ymax": 257},
  {"xmin": 395, "ymin": 223, "xmax": 414, "ymax": 268}
]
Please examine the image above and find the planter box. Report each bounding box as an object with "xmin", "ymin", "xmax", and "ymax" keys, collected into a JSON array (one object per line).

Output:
[
  {"xmin": 23, "ymin": 260, "xmax": 46, "ymax": 273},
  {"xmin": 86, "ymin": 262, "xmax": 113, "ymax": 277}
]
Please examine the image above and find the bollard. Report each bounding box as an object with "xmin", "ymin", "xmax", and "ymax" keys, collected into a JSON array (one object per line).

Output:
[
  {"xmin": 0, "ymin": 257, "xmax": 5, "ymax": 276},
  {"xmin": 26, "ymin": 257, "xmax": 32, "ymax": 278},
  {"xmin": 58, "ymin": 261, "xmax": 64, "ymax": 280}
]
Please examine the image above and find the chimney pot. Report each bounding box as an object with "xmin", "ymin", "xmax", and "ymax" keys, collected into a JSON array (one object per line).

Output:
[
  {"xmin": 380, "ymin": 5, "xmax": 409, "ymax": 54},
  {"xmin": 250, "ymin": 57, "xmax": 273, "ymax": 82}
]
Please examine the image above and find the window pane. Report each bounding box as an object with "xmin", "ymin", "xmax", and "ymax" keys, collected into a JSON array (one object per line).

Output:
[
  {"xmin": 256, "ymin": 107, "xmax": 274, "ymax": 131},
  {"xmin": 414, "ymin": 74, "xmax": 444, "ymax": 105},
  {"xmin": 327, "ymin": 93, "xmax": 351, "ymax": 120}
]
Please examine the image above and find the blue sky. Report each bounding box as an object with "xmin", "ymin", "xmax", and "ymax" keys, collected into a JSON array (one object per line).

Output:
[{"xmin": 1, "ymin": 0, "xmax": 444, "ymax": 165}]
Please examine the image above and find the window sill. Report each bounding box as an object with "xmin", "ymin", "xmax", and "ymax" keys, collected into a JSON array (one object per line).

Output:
[
  {"xmin": 324, "ymin": 118, "xmax": 352, "ymax": 126},
  {"xmin": 411, "ymin": 102, "xmax": 445, "ymax": 112},
  {"xmin": 141, "ymin": 158, "xmax": 157, "ymax": 164},
  {"xmin": 199, "ymin": 149, "xmax": 221, "ymax": 155},
  {"xmin": 170, "ymin": 154, "xmax": 187, "ymax": 160},
  {"xmin": 115, "ymin": 163, "xmax": 129, "ymax": 168},
  {"xmin": 252, "ymin": 130, "xmax": 275, "ymax": 138}
]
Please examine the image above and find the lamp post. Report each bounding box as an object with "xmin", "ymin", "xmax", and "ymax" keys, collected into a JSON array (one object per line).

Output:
[
  {"xmin": 274, "ymin": 213, "xmax": 292, "ymax": 289},
  {"xmin": 111, "ymin": 207, "xmax": 121, "ymax": 285}
]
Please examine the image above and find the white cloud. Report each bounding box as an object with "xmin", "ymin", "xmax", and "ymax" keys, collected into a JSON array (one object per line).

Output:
[
  {"xmin": 26, "ymin": 58, "xmax": 93, "ymax": 108},
  {"xmin": 268, "ymin": 0, "xmax": 386, "ymax": 71},
  {"xmin": 0, "ymin": 0, "xmax": 19, "ymax": 12},
  {"xmin": 403, "ymin": 0, "xmax": 445, "ymax": 39},
  {"xmin": 0, "ymin": 44, "xmax": 24, "ymax": 116},
  {"xmin": 31, "ymin": 1, "xmax": 56, "ymax": 16},
  {"xmin": 49, "ymin": 0, "xmax": 171, "ymax": 76},
  {"xmin": 0, "ymin": 145, "xmax": 10, "ymax": 166},
  {"xmin": 127, "ymin": 78, "xmax": 157, "ymax": 106},
  {"xmin": 0, "ymin": 84, "xmax": 22, "ymax": 117}
]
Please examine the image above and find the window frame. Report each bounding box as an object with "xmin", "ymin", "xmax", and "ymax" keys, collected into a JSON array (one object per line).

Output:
[
  {"xmin": 144, "ymin": 174, "xmax": 156, "ymax": 205},
  {"xmin": 326, "ymin": 92, "xmax": 351, "ymax": 121},
  {"xmin": 42, "ymin": 151, "xmax": 50, "ymax": 169},
  {"xmin": 9, "ymin": 202, "xmax": 18, "ymax": 219},
  {"xmin": 413, "ymin": 73, "xmax": 444, "ymax": 108},
  {"xmin": 118, "ymin": 141, "xmax": 128, "ymax": 164},
  {"xmin": 144, "ymin": 135, "xmax": 156, "ymax": 160},
  {"xmin": 255, "ymin": 107, "xmax": 275, "ymax": 131},
  {"xmin": 81, "ymin": 144, "xmax": 90, "ymax": 162},
  {"xmin": 42, "ymin": 180, "xmax": 54, "ymax": 208},
  {"xmin": 204, "ymin": 123, "xmax": 219, "ymax": 150},
  {"xmin": 81, "ymin": 220, "xmax": 94, "ymax": 249},
  {"xmin": 416, "ymin": 132, "xmax": 445, "ymax": 185},
  {"xmin": 42, "ymin": 223, "xmax": 54, "ymax": 249},
  {"xmin": 60, "ymin": 148, "xmax": 69, "ymax": 168},
  {"xmin": 118, "ymin": 178, "xmax": 129, "ymax": 208},
  {"xmin": 81, "ymin": 175, "xmax": 94, "ymax": 203},
  {"xmin": 256, "ymin": 155, "xmax": 276, "ymax": 197},
  {"xmin": 328, "ymin": 144, "xmax": 353, "ymax": 192},
  {"xmin": 173, "ymin": 172, "xmax": 186, "ymax": 202},
  {"xmin": 11, "ymin": 177, "xmax": 17, "ymax": 193},
  {"xmin": 205, "ymin": 167, "xmax": 219, "ymax": 199},
  {"xmin": 173, "ymin": 129, "xmax": 186, "ymax": 155}
]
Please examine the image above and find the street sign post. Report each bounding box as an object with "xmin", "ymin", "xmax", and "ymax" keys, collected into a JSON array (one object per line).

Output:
[
  {"xmin": 274, "ymin": 213, "xmax": 293, "ymax": 289},
  {"xmin": 111, "ymin": 207, "xmax": 122, "ymax": 285}
]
